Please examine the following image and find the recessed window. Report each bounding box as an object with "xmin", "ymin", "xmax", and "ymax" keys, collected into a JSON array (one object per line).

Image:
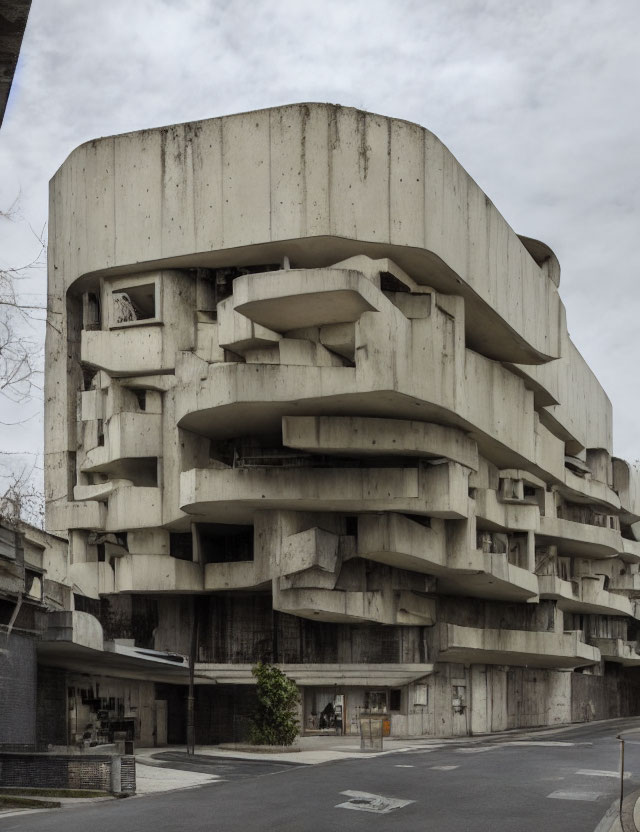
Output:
[
  {"xmin": 389, "ymin": 689, "xmax": 402, "ymax": 712},
  {"xmin": 83, "ymin": 292, "xmax": 101, "ymax": 330},
  {"xmin": 170, "ymin": 533, "xmax": 193, "ymax": 561},
  {"xmin": 345, "ymin": 516, "xmax": 358, "ymax": 537},
  {"xmin": 198, "ymin": 524, "xmax": 253, "ymax": 564},
  {"xmin": 112, "ymin": 283, "xmax": 156, "ymax": 325},
  {"xmin": 133, "ymin": 390, "xmax": 147, "ymax": 411}
]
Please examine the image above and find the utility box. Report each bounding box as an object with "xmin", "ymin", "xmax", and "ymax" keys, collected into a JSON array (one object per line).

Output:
[{"xmin": 359, "ymin": 716, "xmax": 383, "ymax": 751}]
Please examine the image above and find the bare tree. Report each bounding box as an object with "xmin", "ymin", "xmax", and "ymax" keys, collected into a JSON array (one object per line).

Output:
[{"xmin": 0, "ymin": 200, "xmax": 46, "ymax": 526}]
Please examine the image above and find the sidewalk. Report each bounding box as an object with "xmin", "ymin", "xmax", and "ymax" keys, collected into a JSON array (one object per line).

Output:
[
  {"xmin": 136, "ymin": 716, "xmax": 640, "ymax": 771},
  {"xmin": 135, "ymin": 761, "xmax": 223, "ymax": 795}
]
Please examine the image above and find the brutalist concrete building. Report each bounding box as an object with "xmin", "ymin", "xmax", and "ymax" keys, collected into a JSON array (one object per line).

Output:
[{"xmin": 44, "ymin": 103, "xmax": 640, "ymax": 742}]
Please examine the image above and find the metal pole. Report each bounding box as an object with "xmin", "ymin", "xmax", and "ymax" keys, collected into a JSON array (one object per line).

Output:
[
  {"xmin": 616, "ymin": 733, "xmax": 625, "ymax": 822},
  {"xmin": 187, "ymin": 597, "xmax": 198, "ymax": 756},
  {"xmin": 620, "ymin": 736, "xmax": 625, "ymax": 817}
]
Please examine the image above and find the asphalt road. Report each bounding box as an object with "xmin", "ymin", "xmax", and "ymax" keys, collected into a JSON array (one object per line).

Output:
[{"xmin": 4, "ymin": 718, "xmax": 640, "ymax": 832}]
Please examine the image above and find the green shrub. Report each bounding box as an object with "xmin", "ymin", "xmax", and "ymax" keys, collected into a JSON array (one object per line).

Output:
[{"xmin": 248, "ymin": 662, "xmax": 300, "ymax": 746}]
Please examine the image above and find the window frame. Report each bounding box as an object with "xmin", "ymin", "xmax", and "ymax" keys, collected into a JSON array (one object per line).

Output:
[{"xmin": 103, "ymin": 274, "xmax": 162, "ymax": 330}]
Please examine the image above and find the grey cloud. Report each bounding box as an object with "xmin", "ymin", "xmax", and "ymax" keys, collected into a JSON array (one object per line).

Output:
[{"xmin": 0, "ymin": 0, "xmax": 638, "ymax": 470}]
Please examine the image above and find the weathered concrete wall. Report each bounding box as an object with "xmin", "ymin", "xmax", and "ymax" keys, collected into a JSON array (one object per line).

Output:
[
  {"xmin": 571, "ymin": 669, "xmax": 640, "ymax": 722},
  {"xmin": 44, "ymin": 104, "xmax": 640, "ymax": 739}
]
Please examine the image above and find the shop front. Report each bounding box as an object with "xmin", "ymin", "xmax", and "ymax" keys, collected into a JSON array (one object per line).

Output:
[{"xmin": 303, "ymin": 687, "xmax": 399, "ymax": 736}]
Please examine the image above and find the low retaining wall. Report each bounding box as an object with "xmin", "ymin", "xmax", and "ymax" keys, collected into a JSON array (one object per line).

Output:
[{"xmin": 0, "ymin": 752, "xmax": 135, "ymax": 794}]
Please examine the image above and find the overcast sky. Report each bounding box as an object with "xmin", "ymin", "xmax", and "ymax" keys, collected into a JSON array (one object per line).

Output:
[{"xmin": 1, "ymin": 0, "xmax": 639, "ymax": 507}]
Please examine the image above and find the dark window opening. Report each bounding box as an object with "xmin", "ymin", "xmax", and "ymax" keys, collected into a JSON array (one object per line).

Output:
[
  {"xmin": 364, "ymin": 690, "xmax": 387, "ymax": 714},
  {"xmin": 389, "ymin": 689, "xmax": 402, "ymax": 711},
  {"xmin": 404, "ymin": 514, "xmax": 431, "ymax": 528},
  {"xmin": 67, "ymin": 451, "xmax": 77, "ymax": 495},
  {"xmin": 170, "ymin": 533, "xmax": 193, "ymax": 561},
  {"xmin": 112, "ymin": 283, "xmax": 156, "ymax": 324},
  {"xmin": 74, "ymin": 593, "xmax": 100, "ymax": 617},
  {"xmin": 97, "ymin": 543, "xmax": 106, "ymax": 562},
  {"xmin": 208, "ymin": 264, "xmax": 281, "ymax": 307},
  {"xmin": 380, "ymin": 272, "xmax": 410, "ymax": 293},
  {"xmin": 199, "ymin": 524, "xmax": 254, "ymax": 564},
  {"xmin": 345, "ymin": 516, "xmax": 358, "ymax": 537},
  {"xmin": 82, "ymin": 367, "xmax": 97, "ymax": 391},
  {"xmin": 83, "ymin": 292, "xmax": 101, "ymax": 330},
  {"xmin": 97, "ymin": 419, "xmax": 105, "ymax": 446},
  {"xmin": 133, "ymin": 390, "xmax": 147, "ymax": 411}
]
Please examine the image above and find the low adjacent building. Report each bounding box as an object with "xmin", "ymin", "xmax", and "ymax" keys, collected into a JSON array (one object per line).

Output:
[{"xmin": 43, "ymin": 103, "xmax": 640, "ymax": 741}]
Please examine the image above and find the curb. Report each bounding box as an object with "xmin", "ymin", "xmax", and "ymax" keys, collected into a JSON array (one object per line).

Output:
[
  {"xmin": 621, "ymin": 787, "xmax": 640, "ymax": 832},
  {"xmin": 595, "ymin": 789, "xmax": 640, "ymax": 832}
]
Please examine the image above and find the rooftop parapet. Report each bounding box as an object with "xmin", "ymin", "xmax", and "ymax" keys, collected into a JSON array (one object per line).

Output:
[{"xmin": 49, "ymin": 104, "xmax": 563, "ymax": 365}]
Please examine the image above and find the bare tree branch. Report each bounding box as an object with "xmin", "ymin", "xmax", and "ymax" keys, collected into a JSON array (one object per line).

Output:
[{"xmin": 0, "ymin": 201, "xmax": 47, "ymax": 526}]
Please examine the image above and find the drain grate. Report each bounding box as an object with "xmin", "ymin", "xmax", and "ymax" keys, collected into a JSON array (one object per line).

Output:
[{"xmin": 335, "ymin": 790, "xmax": 415, "ymax": 814}]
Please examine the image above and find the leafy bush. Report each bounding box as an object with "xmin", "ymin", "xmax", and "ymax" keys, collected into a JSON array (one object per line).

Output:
[{"xmin": 248, "ymin": 662, "xmax": 300, "ymax": 746}]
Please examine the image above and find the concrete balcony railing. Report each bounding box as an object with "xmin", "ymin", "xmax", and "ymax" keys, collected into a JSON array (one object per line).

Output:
[
  {"xmin": 46, "ymin": 500, "xmax": 107, "ymax": 533},
  {"xmin": 538, "ymin": 515, "xmax": 621, "ymax": 559},
  {"xmin": 174, "ymin": 345, "xmax": 551, "ymax": 486},
  {"xmin": 558, "ymin": 469, "xmax": 621, "ymax": 515},
  {"xmin": 105, "ymin": 486, "xmax": 162, "ymax": 532},
  {"xmin": 228, "ymin": 268, "xmax": 382, "ymax": 333},
  {"xmin": 45, "ymin": 610, "xmax": 104, "ymax": 652},
  {"xmin": 282, "ymin": 416, "xmax": 479, "ymax": 471},
  {"xmin": 204, "ymin": 560, "xmax": 269, "ymax": 591},
  {"xmin": 71, "ymin": 484, "xmax": 162, "ymax": 531},
  {"xmin": 68, "ymin": 562, "xmax": 115, "ymax": 599},
  {"xmin": 437, "ymin": 623, "xmax": 600, "ymax": 669},
  {"xmin": 114, "ymin": 555, "xmax": 203, "ymax": 593},
  {"xmin": 74, "ymin": 478, "xmax": 135, "ymax": 502},
  {"xmin": 474, "ymin": 488, "xmax": 539, "ymax": 533},
  {"xmin": 357, "ymin": 512, "xmax": 450, "ymax": 575},
  {"xmin": 217, "ymin": 298, "xmax": 282, "ymax": 354},
  {"xmin": 180, "ymin": 462, "xmax": 469, "ymax": 524},
  {"xmin": 437, "ymin": 553, "xmax": 539, "ymax": 602},
  {"xmin": 357, "ymin": 513, "xmax": 538, "ymax": 602},
  {"xmin": 613, "ymin": 458, "xmax": 640, "ymax": 522},
  {"xmin": 621, "ymin": 538, "xmax": 640, "ymax": 564},
  {"xmin": 81, "ymin": 325, "xmax": 170, "ymax": 376},
  {"xmin": 589, "ymin": 638, "xmax": 640, "ymax": 666},
  {"xmin": 194, "ymin": 663, "xmax": 434, "ymax": 686},
  {"xmin": 608, "ymin": 570, "xmax": 640, "ymax": 596},
  {"xmin": 538, "ymin": 575, "xmax": 633, "ymax": 617},
  {"xmin": 80, "ymin": 412, "xmax": 162, "ymax": 472},
  {"xmin": 273, "ymin": 583, "xmax": 436, "ymax": 626}
]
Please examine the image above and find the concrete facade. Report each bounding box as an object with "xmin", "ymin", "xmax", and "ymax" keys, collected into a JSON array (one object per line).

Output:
[{"xmin": 44, "ymin": 103, "xmax": 640, "ymax": 740}]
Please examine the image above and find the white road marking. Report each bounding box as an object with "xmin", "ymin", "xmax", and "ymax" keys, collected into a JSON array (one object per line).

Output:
[
  {"xmin": 395, "ymin": 765, "xmax": 415, "ymax": 768},
  {"xmin": 431, "ymin": 765, "xmax": 459, "ymax": 771},
  {"xmin": 407, "ymin": 744, "xmax": 446, "ymax": 749},
  {"xmin": 547, "ymin": 790, "xmax": 603, "ymax": 801},
  {"xmin": 457, "ymin": 747, "xmax": 494, "ymax": 753},
  {"xmin": 500, "ymin": 741, "xmax": 576, "ymax": 747},
  {"xmin": 336, "ymin": 791, "xmax": 415, "ymax": 814},
  {"xmin": 576, "ymin": 769, "xmax": 631, "ymax": 779}
]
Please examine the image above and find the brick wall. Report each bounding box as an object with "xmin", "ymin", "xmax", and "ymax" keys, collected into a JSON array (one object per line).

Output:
[
  {"xmin": 0, "ymin": 752, "xmax": 135, "ymax": 794},
  {"xmin": 0, "ymin": 633, "xmax": 37, "ymax": 747},
  {"xmin": 36, "ymin": 666, "xmax": 67, "ymax": 747}
]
